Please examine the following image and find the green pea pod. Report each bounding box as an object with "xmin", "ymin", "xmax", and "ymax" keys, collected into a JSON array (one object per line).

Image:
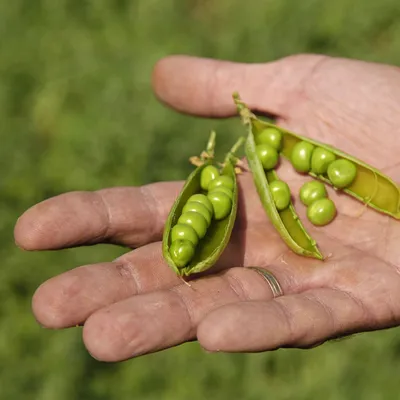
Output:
[
  {"xmin": 245, "ymin": 121, "xmax": 324, "ymax": 260},
  {"xmin": 233, "ymin": 93, "xmax": 400, "ymax": 219},
  {"xmin": 162, "ymin": 132, "xmax": 243, "ymax": 276}
]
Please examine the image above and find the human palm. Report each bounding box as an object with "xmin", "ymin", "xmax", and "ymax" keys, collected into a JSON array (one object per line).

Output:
[{"xmin": 15, "ymin": 54, "xmax": 400, "ymax": 361}]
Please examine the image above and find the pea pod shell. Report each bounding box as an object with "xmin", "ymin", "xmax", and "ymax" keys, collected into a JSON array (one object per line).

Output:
[
  {"xmin": 254, "ymin": 120, "xmax": 400, "ymax": 219},
  {"xmin": 234, "ymin": 94, "xmax": 400, "ymax": 219},
  {"xmin": 162, "ymin": 160, "xmax": 238, "ymax": 276},
  {"xmin": 245, "ymin": 129, "xmax": 323, "ymax": 260}
]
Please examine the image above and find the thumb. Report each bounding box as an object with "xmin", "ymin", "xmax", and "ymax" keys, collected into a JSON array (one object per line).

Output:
[{"xmin": 151, "ymin": 54, "xmax": 327, "ymax": 118}]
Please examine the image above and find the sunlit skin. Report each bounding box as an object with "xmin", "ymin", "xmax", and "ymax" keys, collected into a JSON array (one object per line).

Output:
[{"xmin": 14, "ymin": 54, "xmax": 400, "ymax": 362}]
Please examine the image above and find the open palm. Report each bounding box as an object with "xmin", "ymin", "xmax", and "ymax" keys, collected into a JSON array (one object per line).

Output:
[{"xmin": 15, "ymin": 54, "xmax": 400, "ymax": 361}]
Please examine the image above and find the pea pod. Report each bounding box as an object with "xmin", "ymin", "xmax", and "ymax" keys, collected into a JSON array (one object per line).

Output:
[
  {"xmin": 233, "ymin": 93, "xmax": 400, "ymax": 219},
  {"xmin": 162, "ymin": 132, "xmax": 243, "ymax": 276},
  {"xmin": 244, "ymin": 121, "xmax": 323, "ymax": 260}
]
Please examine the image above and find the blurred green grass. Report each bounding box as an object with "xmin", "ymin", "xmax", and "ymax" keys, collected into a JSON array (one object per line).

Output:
[{"xmin": 1, "ymin": 0, "xmax": 400, "ymax": 399}]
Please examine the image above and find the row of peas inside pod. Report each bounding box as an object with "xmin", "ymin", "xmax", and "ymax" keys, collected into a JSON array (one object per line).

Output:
[
  {"xmin": 254, "ymin": 128, "xmax": 292, "ymax": 213},
  {"xmin": 169, "ymin": 167, "xmax": 235, "ymax": 268},
  {"xmin": 290, "ymin": 140, "xmax": 358, "ymax": 225},
  {"xmin": 162, "ymin": 132, "xmax": 243, "ymax": 277},
  {"xmin": 254, "ymin": 128, "xmax": 347, "ymax": 226},
  {"xmin": 236, "ymin": 92, "xmax": 400, "ymax": 260}
]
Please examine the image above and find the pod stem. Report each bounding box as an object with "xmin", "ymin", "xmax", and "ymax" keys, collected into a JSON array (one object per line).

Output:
[
  {"xmin": 205, "ymin": 130, "xmax": 216, "ymax": 157},
  {"xmin": 190, "ymin": 130, "xmax": 216, "ymax": 167},
  {"xmin": 229, "ymin": 136, "xmax": 245, "ymax": 156},
  {"xmin": 223, "ymin": 136, "xmax": 245, "ymax": 166},
  {"xmin": 232, "ymin": 92, "xmax": 257, "ymax": 126}
]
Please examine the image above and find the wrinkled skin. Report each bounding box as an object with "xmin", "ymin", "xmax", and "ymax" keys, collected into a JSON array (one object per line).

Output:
[{"xmin": 14, "ymin": 54, "xmax": 400, "ymax": 362}]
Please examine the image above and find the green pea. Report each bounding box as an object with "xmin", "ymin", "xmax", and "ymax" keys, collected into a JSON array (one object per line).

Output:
[
  {"xmin": 182, "ymin": 201, "xmax": 212, "ymax": 226},
  {"xmin": 311, "ymin": 147, "xmax": 336, "ymax": 175},
  {"xmin": 256, "ymin": 144, "xmax": 279, "ymax": 170},
  {"xmin": 200, "ymin": 165, "xmax": 220, "ymax": 190},
  {"xmin": 171, "ymin": 224, "xmax": 199, "ymax": 246},
  {"xmin": 255, "ymin": 128, "xmax": 282, "ymax": 151},
  {"xmin": 169, "ymin": 239, "xmax": 195, "ymax": 268},
  {"xmin": 178, "ymin": 211, "xmax": 208, "ymax": 239},
  {"xmin": 208, "ymin": 175, "xmax": 235, "ymax": 191},
  {"xmin": 307, "ymin": 198, "xmax": 336, "ymax": 226},
  {"xmin": 327, "ymin": 159, "xmax": 357, "ymax": 189},
  {"xmin": 291, "ymin": 141, "xmax": 315, "ymax": 173},
  {"xmin": 207, "ymin": 192, "xmax": 232, "ymax": 220},
  {"xmin": 269, "ymin": 180, "xmax": 291, "ymax": 211},
  {"xmin": 209, "ymin": 186, "xmax": 233, "ymax": 200},
  {"xmin": 299, "ymin": 181, "xmax": 327, "ymax": 207},
  {"xmin": 187, "ymin": 194, "xmax": 213, "ymax": 214}
]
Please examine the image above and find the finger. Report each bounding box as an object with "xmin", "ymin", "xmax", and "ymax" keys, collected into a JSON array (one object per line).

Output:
[
  {"xmin": 31, "ymin": 243, "xmax": 181, "ymax": 328},
  {"xmin": 152, "ymin": 54, "xmax": 328, "ymax": 118},
  {"xmin": 14, "ymin": 182, "xmax": 182, "ymax": 250},
  {"xmin": 30, "ymin": 216, "xmax": 257, "ymax": 329},
  {"xmin": 31, "ymin": 220, "xmax": 291, "ymax": 331},
  {"xmin": 197, "ymin": 288, "xmax": 384, "ymax": 352},
  {"xmin": 82, "ymin": 266, "xmax": 289, "ymax": 361}
]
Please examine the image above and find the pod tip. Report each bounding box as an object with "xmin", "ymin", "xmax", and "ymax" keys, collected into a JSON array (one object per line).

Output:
[{"xmin": 232, "ymin": 91, "xmax": 241, "ymax": 100}]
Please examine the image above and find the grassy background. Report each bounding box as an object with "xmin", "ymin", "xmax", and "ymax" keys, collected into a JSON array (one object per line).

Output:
[{"xmin": 1, "ymin": 0, "xmax": 400, "ymax": 398}]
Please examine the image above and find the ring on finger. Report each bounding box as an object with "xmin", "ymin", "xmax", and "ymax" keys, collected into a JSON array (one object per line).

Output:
[{"xmin": 248, "ymin": 266, "xmax": 284, "ymax": 298}]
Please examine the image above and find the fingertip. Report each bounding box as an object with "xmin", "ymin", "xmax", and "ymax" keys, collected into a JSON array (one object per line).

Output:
[
  {"xmin": 14, "ymin": 194, "xmax": 77, "ymax": 251},
  {"xmin": 83, "ymin": 308, "xmax": 144, "ymax": 362},
  {"xmin": 151, "ymin": 55, "xmax": 171, "ymax": 104},
  {"xmin": 151, "ymin": 55, "xmax": 217, "ymax": 116},
  {"xmin": 14, "ymin": 212, "xmax": 42, "ymax": 251},
  {"xmin": 151, "ymin": 55, "xmax": 243, "ymax": 117},
  {"xmin": 83, "ymin": 311, "xmax": 119, "ymax": 362},
  {"xmin": 151, "ymin": 54, "xmax": 184, "ymax": 101},
  {"xmin": 13, "ymin": 191, "xmax": 108, "ymax": 251},
  {"xmin": 197, "ymin": 305, "xmax": 240, "ymax": 352},
  {"xmin": 197, "ymin": 322, "xmax": 222, "ymax": 353},
  {"xmin": 32, "ymin": 280, "xmax": 69, "ymax": 329},
  {"xmin": 31, "ymin": 268, "xmax": 102, "ymax": 329}
]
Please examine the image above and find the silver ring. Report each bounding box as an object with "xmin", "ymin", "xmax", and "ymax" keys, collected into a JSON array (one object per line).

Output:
[{"xmin": 248, "ymin": 267, "xmax": 283, "ymax": 298}]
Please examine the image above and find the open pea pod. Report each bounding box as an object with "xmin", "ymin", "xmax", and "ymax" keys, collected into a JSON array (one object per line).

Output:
[
  {"xmin": 234, "ymin": 93, "xmax": 400, "ymax": 219},
  {"xmin": 162, "ymin": 132, "xmax": 243, "ymax": 277},
  {"xmin": 243, "ymin": 111, "xmax": 324, "ymax": 260}
]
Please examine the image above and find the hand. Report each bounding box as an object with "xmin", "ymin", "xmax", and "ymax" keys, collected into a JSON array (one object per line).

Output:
[{"xmin": 14, "ymin": 54, "xmax": 400, "ymax": 361}]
